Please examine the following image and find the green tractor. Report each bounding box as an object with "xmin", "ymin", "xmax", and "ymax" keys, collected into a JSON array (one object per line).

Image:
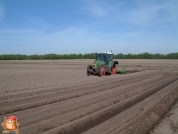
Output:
[{"xmin": 87, "ymin": 52, "xmax": 119, "ymax": 77}]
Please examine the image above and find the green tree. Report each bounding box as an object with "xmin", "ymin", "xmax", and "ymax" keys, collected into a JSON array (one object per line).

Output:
[
  {"xmin": 127, "ymin": 53, "xmax": 133, "ymax": 59},
  {"xmin": 115, "ymin": 53, "xmax": 124, "ymax": 59}
]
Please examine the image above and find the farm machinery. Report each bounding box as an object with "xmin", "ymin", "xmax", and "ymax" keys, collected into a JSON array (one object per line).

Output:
[{"xmin": 87, "ymin": 52, "xmax": 126, "ymax": 77}]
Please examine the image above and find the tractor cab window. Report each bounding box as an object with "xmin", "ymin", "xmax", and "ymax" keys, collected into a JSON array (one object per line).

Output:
[
  {"xmin": 96, "ymin": 54, "xmax": 105, "ymax": 60},
  {"xmin": 96, "ymin": 53, "xmax": 112, "ymax": 61},
  {"xmin": 103, "ymin": 54, "xmax": 106, "ymax": 61},
  {"xmin": 106, "ymin": 54, "xmax": 112, "ymax": 60},
  {"xmin": 96, "ymin": 54, "xmax": 102, "ymax": 60}
]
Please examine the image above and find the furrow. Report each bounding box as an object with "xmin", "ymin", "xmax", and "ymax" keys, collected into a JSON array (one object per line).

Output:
[
  {"xmin": 0, "ymin": 72, "xmax": 158, "ymax": 115},
  {"xmin": 13, "ymin": 73, "xmax": 167, "ymax": 128},
  {"xmin": 17, "ymin": 75, "xmax": 178, "ymax": 134},
  {"xmin": 0, "ymin": 71, "xmax": 156, "ymax": 101},
  {"xmin": 39, "ymin": 76, "xmax": 178, "ymax": 134},
  {"xmin": 118, "ymin": 87, "xmax": 178, "ymax": 134},
  {"xmin": 81, "ymin": 80, "xmax": 178, "ymax": 134}
]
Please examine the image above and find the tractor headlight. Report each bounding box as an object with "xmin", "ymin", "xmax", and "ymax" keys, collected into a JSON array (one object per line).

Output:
[{"xmin": 92, "ymin": 64, "xmax": 97, "ymax": 67}]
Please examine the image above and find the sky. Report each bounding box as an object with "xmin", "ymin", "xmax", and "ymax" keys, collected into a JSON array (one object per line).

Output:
[{"xmin": 0, "ymin": 0, "xmax": 178, "ymax": 55}]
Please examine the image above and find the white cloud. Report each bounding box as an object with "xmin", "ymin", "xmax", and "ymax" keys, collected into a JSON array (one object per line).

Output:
[
  {"xmin": 0, "ymin": 26, "xmax": 89, "ymax": 46},
  {"xmin": 129, "ymin": 4, "xmax": 163, "ymax": 25},
  {"xmin": 81, "ymin": 0, "xmax": 111, "ymax": 17},
  {"xmin": 128, "ymin": 0, "xmax": 178, "ymax": 26},
  {"xmin": 0, "ymin": 28, "xmax": 40, "ymax": 39},
  {"xmin": 122, "ymin": 31, "xmax": 145, "ymax": 38}
]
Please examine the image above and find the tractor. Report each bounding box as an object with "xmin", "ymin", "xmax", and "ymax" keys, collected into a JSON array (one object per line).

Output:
[{"xmin": 87, "ymin": 52, "xmax": 119, "ymax": 77}]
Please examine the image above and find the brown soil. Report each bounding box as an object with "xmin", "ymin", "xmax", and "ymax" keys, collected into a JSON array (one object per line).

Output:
[
  {"xmin": 149, "ymin": 99, "xmax": 178, "ymax": 134},
  {"xmin": 0, "ymin": 59, "xmax": 178, "ymax": 134}
]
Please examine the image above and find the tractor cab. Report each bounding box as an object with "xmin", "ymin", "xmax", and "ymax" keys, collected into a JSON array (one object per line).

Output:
[
  {"xmin": 96, "ymin": 52, "xmax": 113, "ymax": 65},
  {"xmin": 87, "ymin": 52, "xmax": 119, "ymax": 76}
]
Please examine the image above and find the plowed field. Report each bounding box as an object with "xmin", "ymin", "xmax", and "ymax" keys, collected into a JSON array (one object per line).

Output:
[{"xmin": 0, "ymin": 59, "xmax": 178, "ymax": 134}]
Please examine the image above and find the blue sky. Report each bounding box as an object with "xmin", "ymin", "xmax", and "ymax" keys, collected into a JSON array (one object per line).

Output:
[{"xmin": 0, "ymin": 0, "xmax": 178, "ymax": 55}]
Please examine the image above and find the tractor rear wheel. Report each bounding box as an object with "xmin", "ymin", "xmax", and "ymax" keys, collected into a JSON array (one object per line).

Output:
[
  {"xmin": 98, "ymin": 66, "xmax": 105, "ymax": 77},
  {"xmin": 111, "ymin": 67, "xmax": 116, "ymax": 75}
]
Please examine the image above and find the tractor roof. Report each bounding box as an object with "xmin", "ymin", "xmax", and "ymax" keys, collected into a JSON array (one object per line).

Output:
[{"xmin": 98, "ymin": 52, "xmax": 113, "ymax": 54}]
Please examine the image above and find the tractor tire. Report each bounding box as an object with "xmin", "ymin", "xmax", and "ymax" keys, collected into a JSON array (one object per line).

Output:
[
  {"xmin": 111, "ymin": 66, "xmax": 116, "ymax": 75},
  {"xmin": 98, "ymin": 66, "xmax": 105, "ymax": 77},
  {"xmin": 87, "ymin": 65, "xmax": 93, "ymax": 76}
]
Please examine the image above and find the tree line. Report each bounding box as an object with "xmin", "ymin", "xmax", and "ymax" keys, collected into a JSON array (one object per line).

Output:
[{"xmin": 0, "ymin": 52, "xmax": 178, "ymax": 60}]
